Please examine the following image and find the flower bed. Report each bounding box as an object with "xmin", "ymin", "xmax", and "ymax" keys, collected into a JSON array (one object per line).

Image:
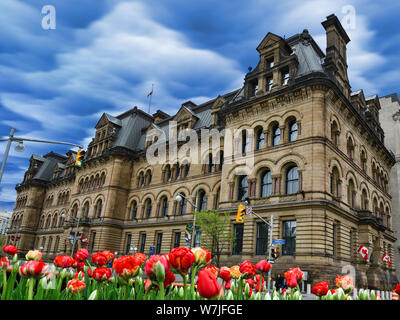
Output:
[{"xmin": 0, "ymin": 244, "xmax": 396, "ymax": 300}]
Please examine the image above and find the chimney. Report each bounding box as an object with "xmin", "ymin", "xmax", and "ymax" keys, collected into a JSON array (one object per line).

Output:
[{"xmin": 322, "ymin": 14, "xmax": 351, "ymax": 98}]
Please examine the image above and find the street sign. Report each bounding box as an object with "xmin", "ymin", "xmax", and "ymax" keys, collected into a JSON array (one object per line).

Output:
[
  {"xmin": 149, "ymin": 246, "xmax": 155, "ymax": 256},
  {"xmin": 246, "ymin": 206, "xmax": 252, "ymax": 215},
  {"xmin": 272, "ymin": 239, "xmax": 286, "ymax": 245}
]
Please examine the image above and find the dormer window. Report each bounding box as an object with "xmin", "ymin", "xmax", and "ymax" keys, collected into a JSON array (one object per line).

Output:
[
  {"xmin": 281, "ymin": 68, "xmax": 290, "ymax": 86},
  {"xmin": 249, "ymin": 79, "xmax": 258, "ymax": 97}
]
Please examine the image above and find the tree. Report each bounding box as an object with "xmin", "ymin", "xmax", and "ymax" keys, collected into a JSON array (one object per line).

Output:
[{"xmin": 193, "ymin": 209, "xmax": 235, "ymax": 267}]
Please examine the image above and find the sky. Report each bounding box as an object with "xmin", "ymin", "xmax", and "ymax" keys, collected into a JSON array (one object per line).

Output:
[{"xmin": 0, "ymin": 0, "xmax": 399, "ymax": 212}]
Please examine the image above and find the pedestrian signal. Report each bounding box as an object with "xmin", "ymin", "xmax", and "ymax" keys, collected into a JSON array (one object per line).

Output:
[
  {"xmin": 75, "ymin": 150, "xmax": 85, "ymax": 167},
  {"xmin": 236, "ymin": 205, "xmax": 246, "ymax": 223}
]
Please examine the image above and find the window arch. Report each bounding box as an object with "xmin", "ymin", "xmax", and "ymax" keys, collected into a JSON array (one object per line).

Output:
[
  {"xmin": 260, "ymin": 170, "xmax": 272, "ymax": 198},
  {"xmin": 272, "ymin": 124, "xmax": 280, "ymax": 146},
  {"xmin": 95, "ymin": 199, "xmax": 102, "ymax": 218},
  {"xmin": 242, "ymin": 130, "xmax": 250, "ymax": 154},
  {"xmin": 285, "ymin": 166, "xmax": 298, "ymax": 195},
  {"xmin": 237, "ymin": 176, "xmax": 248, "ymax": 201},
  {"xmin": 165, "ymin": 165, "xmax": 172, "ymax": 182},
  {"xmin": 177, "ymin": 194, "xmax": 186, "ymax": 215},
  {"xmin": 161, "ymin": 197, "xmax": 168, "ymax": 217},
  {"xmin": 347, "ymin": 179, "xmax": 356, "ymax": 208},
  {"xmin": 145, "ymin": 199, "xmax": 152, "ymax": 218},
  {"xmin": 360, "ymin": 150, "xmax": 367, "ymax": 171},
  {"xmin": 255, "ymin": 127, "xmax": 264, "ymax": 150},
  {"xmin": 331, "ymin": 120, "xmax": 340, "ymax": 146},
  {"xmin": 330, "ymin": 167, "xmax": 341, "ymax": 198},
  {"xmin": 145, "ymin": 170, "xmax": 152, "ymax": 185},
  {"xmin": 218, "ymin": 151, "xmax": 224, "ymax": 171},
  {"xmin": 347, "ymin": 137, "xmax": 355, "ymax": 160},
  {"xmin": 71, "ymin": 204, "xmax": 78, "ymax": 217},
  {"xmin": 52, "ymin": 214, "xmax": 58, "ymax": 228},
  {"xmin": 361, "ymin": 189, "xmax": 369, "ymax": 210},
  {"xmin": 82, "ymin": 202, "xmax": 90, "ymax": 217},
  {"xmin": 207, "ymin": 153, "xmax": 214, "ymax": 173},
  {"xmin": 183, "ymin": 163, "xmax": 190, "ymax": 178},
  {"xmin": 198, "ymin": 190, "xmax": 207, "ymax": 211},
  {"xmin": 130, "ymin": 201, "xmax": 137, "ymax": 220},
  {"xmin": 288, "ymin": 120, "xmax": 298, "ymax": 142},
  {"xmin": 174, "ymin": 163, "xmax": 181, "ymax": 180}
]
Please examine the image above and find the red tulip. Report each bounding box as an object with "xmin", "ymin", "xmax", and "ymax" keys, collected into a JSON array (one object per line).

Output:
[
  {"xmin": 113, "ymin": 255, "xmax": 141, "ymax": 280},
  {"xmin": 246, "ymin": 278, "xmax": 256, "ymax": 288},
  {"xmin": 191, "ymin": 247, "xmax": 211, "ymax": 266},
  {"xmin": 256, "ymin": 260, "xmax": 271, "ymax": 273},
  {"xmin": 164, "ymin": 270, "xmax": 175, "ymax": 287},
  {"xmin": 19, "ymin": 260, "xmax": 48, "ymax": 278},
  {"xmin": 73, "ymin": 260, "xmax": 85, "ymax": 272},
  {"xmin": 219, "ymin": 266, "xmax": 231, "ymax": 282},
  {"xmin": 334, "ymin": 274, "xmax": 354, "ymax": 294},
  {"xmin": 168, "ymin": 247, "xmax": 195, "ymax": 274},
  {"xmin": 204, "ymin": 265, "xmax": 219, "ymax": 278},
  {"xmin": 133, "ymin": 252, "xmax": 146, "ymax": 266},
  {"xmin": 92, "ymin": 252, "xmax": 108, "ymax": 267},
  {"xmin": 284, "ymin": 267, "xmax": 303, "ymax": 288},
  {"xmin": 395, "ymin": 284, "xmax": 400, "ymax": 295},
  {"xmin": 255, "ymin": 274, "xmax": 264, "ymax": 292},
  {"xmin": 54, "ymin": 255, "xmax": 75, "ymax": 268},
  {"xmin": 67, "ymin": 279, "xmax": 86, "ymax": 293},
  {"xmin": 74, "ymin": 248, "xmax": 89, "ymax": 262},
  {"xmin": 99, "ymin": 250, "xmax": 115, "ymax": 263},
  {"xmin": 312, "ymin": 281, "xmax": 330, "ymax": 297},
  {"xmin": 239, "ymin": 260, "xmax": 256, "ymax": 278},
  {"xmin": 92, "ymin": 267, "xmax": 112, "ymax": 281},
  {"xmin": 144, "ymin": 254, "xmax": 170, "ymax": 282},
  {"xmin": 0, "ymin": 256, "xmax": 10, "ymax": 269},
  {"xmin": 3, "ymin": 244, "xmax": 18, "ymax": 256},
  {"xmin": 196, "ymin": 268, "xmax": 223, "ymax": 299}
]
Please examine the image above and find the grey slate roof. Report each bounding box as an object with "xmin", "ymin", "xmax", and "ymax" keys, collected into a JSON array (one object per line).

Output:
[
  {"xmin": 292, "ymin": 41, "xmax": 324, "ymax": 78},
  {"xmin": 33, "ymin": 158, "xmax": 59, "ymax": 182}
]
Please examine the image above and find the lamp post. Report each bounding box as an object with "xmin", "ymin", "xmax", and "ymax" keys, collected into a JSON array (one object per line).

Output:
[
  {"xmin": 176, "ymin": 193, "xmax": 198, "ymax": 249},
  {"xmin": 61, "ymin": 204, "xmax": 86, "ymax": 257},
  {"xmin": 244, "ymin": 198, "xmax": 274, "ymax": 293},
  {"xmin": 0, "ymin": 127, "xmax": 83, "ymax": 184}
]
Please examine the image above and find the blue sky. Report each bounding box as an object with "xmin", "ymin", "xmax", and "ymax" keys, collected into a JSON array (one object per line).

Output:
[{"xmin": 0, "ymin": 0, "xmax": 399, "ymax": 211}]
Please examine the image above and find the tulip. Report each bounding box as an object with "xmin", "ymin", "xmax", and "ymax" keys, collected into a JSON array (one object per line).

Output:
[
  {"xmin": 99, "ymin": 250, "xmax": 115, "ymax": 263},
  {"xmin": 92, "ymin": 252, "xmax": 108, "ymax": 267},
  {"xmin": 74, "ymin": 248, "xmax": 89, "ymax": 262},
  {"xmin": 168, "ymin": 247, "xmax": 195, "ymax": 275},
  {"xmin": 113, "ymin": 255, "xmax": 141, "ymax": 281},
  {"xmin": 255, "ymin": 274, "xmax": 264, "ymax": 292},
  {"xmin": 196, "ymin": 268, "xmax": 223, "ymax": 299},
  {"xmin": 19, "ymin": 260, "xmax": 48, "ymax": 278},
  {"xmin": 25, "ymin": 250, "xmax": 42, "ymax": 261},
  {"xmin": 312, "ymin": 281, "xmax": 330, "ymax": 297},
  {"xmin": 239, "ymin": 260, "xmax": 256, "ymax": 279},
  {"xmin": 67, "ymin": 278, "xmax": 86, "ymax": 294},
  {"xmin": 133, "ymin": 252, "xmax": 146, "ymax": 266},
  {"xmin": 144, "ymin": 254, "xmax": 170, "ymax": 282},
  {"xmin": 396, "ymin": 284, "xmax": 400, "ymax": 295},
  {"xmin": 92, "ymin": 267, "xmax": 112, "ymax": 282},
  {"xmin": 204, "ymin": 265, "xmax": 219, "ymax": 278},
  {"xmin": 54, "ymin": 255, "xmax": 75, "ymax": 268},
  {"xmin": 3, "ymin": 244, "xmax": 18, "ymax": 256},
  {"xmin": 230, "ymin": 265, "xmax": 242, "ymax": 279},
  {"xmin": 0, "ymin": 257, "xmax": 10, "ymax": 269},
  {"xmin": 256, "ymin": 260, "xmax": 271, "ymax": 274},
  {"xmin": 334, "ymin": 274, "xmax": 354, "ymax": 294},
  {"xmin": 191, "ymin": 247, "xmax": 211, "ymax": 266}
]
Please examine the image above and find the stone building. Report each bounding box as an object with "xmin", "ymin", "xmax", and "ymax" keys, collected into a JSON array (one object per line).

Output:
[
  {"xmin": 379, "ymin": 93, "xmax": 400, "ymax": 282},
  {"xmin": 0, "ymin": 210, "xmax": 11, "ymax": 235},
  {"xmin": 8, "ymin": 14, "xmax": 397, "ymax": 289}
]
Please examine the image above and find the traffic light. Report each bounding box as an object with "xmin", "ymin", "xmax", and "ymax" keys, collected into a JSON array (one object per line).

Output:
[
  {"xmin": 271, "ymin": 248, "xmax": 278, "ymax": 259},
  {"xmin": 236, "ymin": 204, "xmax": 246, "ymax": 223},
  {"xmin": 75, "ymin": 150, "xmax": 86, "ymax": 167}
]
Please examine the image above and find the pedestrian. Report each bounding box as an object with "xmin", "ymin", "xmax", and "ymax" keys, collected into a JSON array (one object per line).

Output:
[{"xmin": 275, "ymin": 274, "xmax": 284, "ymax": 291}]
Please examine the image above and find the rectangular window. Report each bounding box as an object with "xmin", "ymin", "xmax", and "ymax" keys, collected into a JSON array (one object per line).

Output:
[
  {"xmin": 232, "ymin": 224, "xmax": 244, "ymax": 255},
  {"xmin": 266, "ymin": 77, "xmax": 273, "ymax": 91},
  {"xmin": 174, "ymin": 232, "xmax": 181, "ymax": 248},
  {"xmin": 156, "ymin": 233, "xmax": 163, "ymax": 254},
  {"xmin": 125, "ymin": 234, "xmax": 132, "ymax": 255},
  {"xmin": 194, "ymin": 230, "xmax": 201, "ymax": 247},
  {"xmin": 266, "ymin": 57, "xmax": 274, "ymax": 69},
  {"xmin": 256, "ymin": 222, "xmax": 269, "ymax": 256},
  {"xmin": 140, "ymin": 233, "xmax": 146, "ymax": 253},
  {"xmin": 281, "ymin": 69, "xmax": 290, "ymax": 86},
  {"xmin": 282, "ymin": 220, "xmax": 296, "ymax": 256}
]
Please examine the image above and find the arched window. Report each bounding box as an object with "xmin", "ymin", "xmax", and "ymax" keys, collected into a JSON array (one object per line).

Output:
[
  {"xmin": 330, "ymin": 167, "xmax": 341, "ymax": 198},
  {"xmin": 161, "ymin": 197, "xmax": 168, "ymax": 217},
  {"xmin": 46, "ymin": 215, "xmax": 51, "ymax": 229},
  {"xmin": 198, "ymin": 190, "xmax": 207, "ymax": 211},
  {"xmin": 178, "ymin": 194, "xmax": 186, "ymax": 215},
  {"xmin": 208, "ymin": 154, "xmax": 214, "ymax": 173},
  {"xmin": 242, "ymin": 130, "xmax": 250, "ymax": 154},
  {"xmin": 272, "ymin": 124, "xmax": 280, "ymax": 146},
  {"xmin": 95, "ymin": 199, "xmax": 102, "ymax": 218},
  {"xmin": 145, "ymin": 199, "xmax": 152, "ymax": 218},
  {"xmin": 71, "ymin": 204, "xmax": 78, "ymax": 218},
  {"xmin": 288, "ymin": 120, "xmax": 298, "ymax": 142},
  {"xmin": 218, "ymin": 151, "xmax": 224, "ymax": 171},
  {"xmin": 260, "ymin": 170, "xmax": 272, "ymax": 198},
  {"xmin": 214, "ymin": 188, "xmax": 220, "ymax": 209},
  {"xmin": 361, "ymin": 189, "xmax": 368, "ymax": 210},
  {"xmin": 130, "ymin": 201, "xmax": 137, "ymax": 220},
  {"xmin": 166, "ymin": 165, "xmax": 172, "ymax": 182},
  {"xmin": 83, "ymin": 202, "xmax": 90, "ymax": 217},
  {"xmin": 373, "ymin": 198, "xmax": 379, "ymax": 217},
  {"xmin": 347, "ymin": 137, "xmax": 354, "ymax": 160},
  {"xmin": 285, "ymin": 166, "xmax": 298, "ymax": 195},
  {"xmin": 360, "ymin": 150, "xmax": 367, "ymax": 171},
  {"xmin": 347, "ymin": 179, "xmax": 356, "ymax": 208},
  {"xmin": 175, "ymin": 164, "xmax": 181, "ymax": 180},
  {"xmin": 52, "ymin": 214, "xmax": 58, "ymax": 228},
  {"xmin": 255, "ymin": 128, "xmax": 264, "ymax": 150},
  {"xmin": 183, "ymin": 163, "xmax": 190, "ymax": 178},
  {"xmin": 237, "ymin": 176, "xmax": 248, "ymax": 201},
  {"xmin": 331, "ymin": 121, "xmax": 340, "ymax": 146},
  {"xmin": 47, "ymin": 237, "xmax": 53, "ymax": 253},
  {"xmin": 145, "ymin": 170, "xmax": 152, "ymax": 185},
  {"xmin": 139, "ymin": 172, "xmax": 144, "ymax": 187}
]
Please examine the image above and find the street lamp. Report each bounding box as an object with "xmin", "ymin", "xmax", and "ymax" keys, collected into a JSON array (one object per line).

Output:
[
  {"xmin": 176, "ymin": 193, "xmax": 198, "ymax": 249},
  {"xmin": 0, "ymin": 127, "xmax": 83, "ymax": 184}
]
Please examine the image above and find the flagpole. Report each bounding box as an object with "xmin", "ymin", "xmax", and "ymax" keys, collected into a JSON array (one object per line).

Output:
[{"xmin": 148, "ymin": 84, "xmax": 153, "ymax": 114}]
